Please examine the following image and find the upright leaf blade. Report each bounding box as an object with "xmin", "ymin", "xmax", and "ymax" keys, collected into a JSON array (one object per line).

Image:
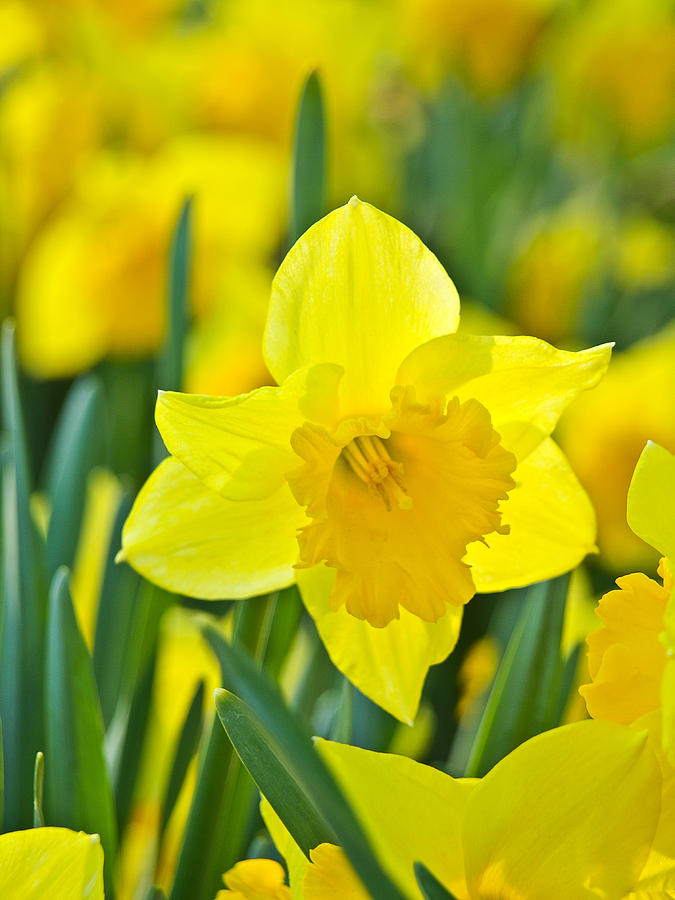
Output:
[
  {"xmin": 0, "ymin": 321, "xmax": 47, "ymax": 829},
  {"xmin": 290, "ymin": 70, "xmax": 326, "ymax": 244},
  {"xmin": 159, "ymin": 679, "xmax": 205, "ymax": 837},
  {"xmin": 464, "ymin": 574, "xmax": 570, "ymax": 777},
  {"xmin": 45, "ymin": 376, "xmax": 107, "ymax": 578},
  {"xmin": 207, "ymin": 629, "xmax": 406, "ymax": 900},
  {"xmin": 44, "ymin": 567, "xmax": 117, "ymax": 895}
]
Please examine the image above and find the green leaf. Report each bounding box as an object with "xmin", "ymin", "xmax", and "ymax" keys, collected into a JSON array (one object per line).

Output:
[
  {"xmin": 464, "ymin": 574, "xmax": 571, "ymax": 777},
  {"xmin": 157, "ymin": 196, "xmax": 193, "ymax": 394},
  {"xmin": 159, "ymin": 679, "xmax": 205, "ymax": 837},
  {"xmin": 145, "ymin": 887, "xmax": 167, "ymax": 900},
  {"xmin": 32, "ymin": 751, "xmax": 44, "ymax": 827},
  {"xmin": 330, "ymin": 678, "xmax": 353, "ymax": 744},
  {"xmin": 0, "ymin": 321, "xmax": 47, "ymax": 830},
  {"xmin": 44, "ymin": 566, "xmax": 117, "ymax": 895},
  {"xmin": 207, "ymin": 629, "xmax": 406, "ymax": 900},
  {"xmin": 290, "ymin": 70, "xmax": 326, "ymax": 244},
  {"xmin": 414, "ymin": 862, "xmax": 459, "ymax": 900},
  {"xmin": 216, "ymin": 689, "xmax": 337, "ymax": 853},
  {"xmin": 45, "ymin": 376, "xmax": 107, "ymax": 578}
]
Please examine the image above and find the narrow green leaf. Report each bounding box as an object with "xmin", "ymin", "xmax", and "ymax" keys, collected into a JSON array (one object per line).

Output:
[
  {"xmin": 464, "ymin": 574, "xmax": 570, "ymax": 777},
  {"xmin": 44, "ymin": 567, "xmax": 117, "ymax": 895},
  {"xmin": 290, "ymin": 70, "xmax": 326, "ymax": 244},
  {"xmin": 32, "ymin": 751, "xmax": 45, "ymax": 827},
  {"xmin": 45, "ymin": 376, "xmax": 106, "ymax": 578},
  {"xmin": 330, "ymin": 679, "xmax": 353, "ymax": 744},
  {"xmin": 157, "ymin": 196, "xmax": 192, "ymax": 393},
  {"xmin": 414, "ymin": 862, "xmax": 458, "ymax": 900},
  {"xmin": 207, "ymin": 630, "xmax": 406, "ymax": 900},
  {"xmin": 168, "ymin": 596, "xmax": 274, "ymax": 900},
  {"xmin": 0, "ymin": 321, "xmax": 47, "ymax": 829},
  {"xmin": 0, "ymin": 717, "xmax": 4, "ymax": 826},
  {"xmin": 159, "ymin": 680, "xmax": 205, "ymax": 837},
  {"xmin": 552, "ymin": 642, "xmax": 583, "ymax": 726}
]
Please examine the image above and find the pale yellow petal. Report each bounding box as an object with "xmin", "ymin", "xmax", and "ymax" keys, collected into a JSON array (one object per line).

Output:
[
  {"xmin": 0, "ymin": 827, "xmax": 103, "ymax": 899},
  {"xmin": 627, "ymin": 441, "xmax": 675, "ymax": 561},
  {"xmin": 260, "ymin": 800, "xmax": 308, "ymax": 900},
  {"xmin": 304, "ymin": 844, "xmax": 369, "ymax": 900},
  {"xmin": 464, "ymin": 720, "xmax": 661, "ymax": 900},
  {"xmin": 316, "ymin": 739, "xmax": 475, "ymax": 899},
  {"xmin": 297, "ymin": 564, "xmax": 463, "ymax": 723},
  {"xmin": 264, "ymin": 197, "xmax": 459, "ymax": 418},
  {"xmin": 396, "ymin": 333, "xmax": 612, "ymax": 459},
  {"xmin": 120, "ymin": 457, "xmax": 304, "ymax": 599},
  {"xmin": 632, "ymin": 712, "xmax": 675, "ymax": 885},
  {"xmin": 156, "ymin": 364, "xmax": 343, "ymax": 502},
  {"xmin": 466, "ymin": 438, "xmax": 597, "ymax": 592}
]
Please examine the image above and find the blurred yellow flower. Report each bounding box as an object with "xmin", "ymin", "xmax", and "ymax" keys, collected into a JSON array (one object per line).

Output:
[
  {"xmin": 261, "ymin": 720, "xmax": 669, "ymax": 899},
  {"xmin": 618, "ymin": 216, "xmax": 675, "ymax": 291},
  {"xmin": 399, "ymin": 0, "xmax": 557, "ymax": 96},
  {"xmin": 0, "ymin": 827, "xmax": 104, "ymax": 899},
  {"xmin": 553, "ymin": 0, "xmax": 675, "ymax": 146},
  {"xmin": 16, "ymin": 135, "xmax": 285, "ymax": 384},
  {"xmin": 216, "ymin": 858, "xmax": 291, "ymax": 900},
  {"xmin": 121, "ymin": 198, "xmax": 609, "ymax": 721},
  {"xmin": 506, "ymin": 200, "xmax": 607, "ymax": 344},
  {"xmin": 558, "ymin": 325, "xmax": 675, "ymax": 571},
  {"xmin": 581, "ymin": 441, "xmax": 675, "ymax": 765}
]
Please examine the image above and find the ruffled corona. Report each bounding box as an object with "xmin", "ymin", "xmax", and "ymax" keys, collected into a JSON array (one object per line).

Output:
[{"xmin": 288, "ymin": 386, "xmax": 516, "ymax": 627}]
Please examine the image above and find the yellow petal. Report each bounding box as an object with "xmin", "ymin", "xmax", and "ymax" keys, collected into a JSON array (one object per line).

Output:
[
  {"xmin": 463, "ymin": 720, "xmax": 661, "ymax": 900},
  {"xmin": 579, "ymin": 571, "xmax": 668, "ymax": 725},
  {"xmin": 466, "ymin": 437, "xmax": 597, "ymax": 592},
  {"xmin": 316, "ymin": 739, "xmax": 475, "ymax": 898},
  {"xmin": 396, "ymin": 333, "xmax": 612, "ymax": 459},
  {"xmin": 303, "ymin": 844, "xmax": 369, "ymax": 900},
  {"xmin": 264, "ymin": 197, "xmax": 460, "ymax": 418},
  {"xmin": 120, "ymin": 457, "xmax": 304, "ymax": 599},
  {"xmin": 663, "ymin": 588, "xmax": 675, "ymax": 766},
  {"xmin": 217, "ymin": 859, "xmax": 291, "ymax": 900},
  {"xmin": 156, "ymin": 364, "xmax": 343, "ymax": 502},
  {"xmin": 260, "ymin": 801, "xmax": 308, "ymax": 900},
  {"xmin": 627, "ymin": 441, "xmax": 675, "ymax": 561},
  {"xmin": 297, "ymin": 564, "xmax": 463, "ymax": 723},
  {"xmin": 0, "ymin": 827, "xmax": 104, "ymax": 899}
]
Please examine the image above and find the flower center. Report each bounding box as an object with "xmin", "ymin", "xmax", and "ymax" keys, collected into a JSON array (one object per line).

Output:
[{"xmin": 341, "ymin": 434, "xmax": 412, "ymax": 511}]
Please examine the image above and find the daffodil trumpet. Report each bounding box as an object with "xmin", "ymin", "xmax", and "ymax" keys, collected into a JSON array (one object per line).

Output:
[{"xmin": 121, "ymin": 197, "xmax": 611, "ymax": 721}]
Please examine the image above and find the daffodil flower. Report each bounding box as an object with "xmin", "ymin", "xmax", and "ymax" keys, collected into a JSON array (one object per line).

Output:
[
  {"xmin": 255, "ymin": 719, "xmax": 671, "ymax": 899},
  {"xmin": 0, "ymin": 827, "xmax": 104, "ymax": 899},
  {"xmin": 120, "ymin": 198, "xmax": 610, "ymax": 721},
  {"xmin": 580, "ymin": 441, "xmax": 675, "ymax": 765}
]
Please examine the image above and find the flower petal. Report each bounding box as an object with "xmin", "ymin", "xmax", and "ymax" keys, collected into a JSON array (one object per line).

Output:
[
  {"xmin": 627, "ymin": 441, "xmax": 675, "ymax": 561},
  {"xmin": 0, "ymin": 827, "xmax": 104, "ymax": 899},
  {"xmin": 296, "ymin": 565, "xmax": 463, "ymax": 722},
  {"xmin": 396, "ymin": 333, "xmax": 612, "ymax": 459},
  {"xmin": 120, "ymin": 458, "xmax": 304, "ymax": 599},
  {"xmin": 156, "ymin": 364, "xmax": 343, "ymax": 501},
  {"xmin": 303, "ymin": 845, "xmax": 368, "ymax": 900},
  {"xmin": 466, "ymin": 438, "xmax": 597, "ymax": 592},
  {"xmin": 316, "ymin": 739, "xmax": 475, "ymax": 899},
  {"xmin": 264, "ymin": 197, "xmax": 460, "ymax": 417},
  {"xmin": 463, "ymin": 720, "xmax": 661, "ymax": 900}
]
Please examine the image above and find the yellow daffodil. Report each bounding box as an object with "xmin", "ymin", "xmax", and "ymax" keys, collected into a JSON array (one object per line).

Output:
[
  {"xmin": 256, "ymin": 719, "xmax": 670, "ymax": 899},
  {"xmin": 0, "ymin": 827, "xmax": 104, "ymax": 899},
  {"xmin": 581, "ymin": 441, "xmax": 675, "ymax": 765},
  {"xmin": 559, "ymin": 326, "xmax": 675, "ymax": 571},
  {"xmin": 216, "ymin": 859, "xmax": 291, "ymax": 900},
  {"xmin": 121, "ymin": 198, "xmax": 610, "ymax": 721}
]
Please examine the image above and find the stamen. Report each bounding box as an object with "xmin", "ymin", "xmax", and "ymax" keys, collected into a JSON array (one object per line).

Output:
[{"xmin": 342, "ymin": 436, "xmax": 412, "ymax": 511}]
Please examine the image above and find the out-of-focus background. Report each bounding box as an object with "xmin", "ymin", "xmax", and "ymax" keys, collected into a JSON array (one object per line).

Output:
[
  {"xmin": 4, "ymin": 0, "xmax": 675, "ymax": 574},
  {"xmin": 1, "ymin": 2, "xmax": 674, "ymax": 896}
]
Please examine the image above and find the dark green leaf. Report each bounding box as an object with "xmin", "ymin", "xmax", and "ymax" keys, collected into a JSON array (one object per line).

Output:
[
  {"xmin": 464, "ymin": 574, "xmax": 571, "ymax": 777},
  {"xmin": 157, "ymin": 196, "xmax": 192, "ymax": 394},
  {"xmin": 414, "ymin": 862, "xmax": 459, "ymax": 900},
  {"xmin": 45, "ymin": 376, "xmax": 106, "ymax": 578},
  {"xmin": 290, "ymin": 70, "xmax": 326, "ymax": 244},
  {"xmin": 207, "ymin": 629, "xmax": 406, "ymax": 900},
  {"xmin": 159, "ymin": 679, "xmax": 204, "ymax": 836},
  {"xmin": 44, "ymin": 567, "xmax": 117, "ymax": 895},
  {"xmin": 33, "ymin": 751, "xmax": 45, "ymax": 827},
  {"xmin": 1, "ymin": 321, "xmax": 47, "ymax": 829},
  {"xmin": 330, "ymin": 678, "xmax": 353, "ymax": 744}
]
